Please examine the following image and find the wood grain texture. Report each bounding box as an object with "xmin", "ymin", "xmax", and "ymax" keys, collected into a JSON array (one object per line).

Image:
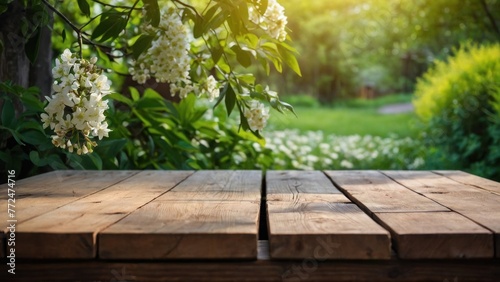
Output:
[
  {"xmin": 159, "ymin": 170, "xmax": 261, "ymax": 201},
  {"xmin": 0, "ymin": 170, "xmax": 136, "ymax": 259},
  {"xmin": 434, "ymin": 170, "xmax": 500, "ymax": 195},
  {"xmin": 0, "ymin": 170, "xmax": 137, "ymax": 224},
  {"xmin": 375, "ymin": 212, "xmax": 493, "ymax": 259},
  {"xmin": 15, "ymin": 171, "xmax": 192, "ymax": 259},
  {"xmin": 99, "ymin": 200, "xmax": 260, "ymax": 259},
  {"xmin": 383, "ymin": 170, "xmax": 500, "ymax": 257},
  {"xmin": 325, "ymin": 170, "xmax": 449, "ymax": 213},
  {"xmin": 267, "ymin": 201, "xmax": 391, "ymax": 259},
  {"xmin": 266, "ymin": 170, "xmax": 350, "ymax": 202}
]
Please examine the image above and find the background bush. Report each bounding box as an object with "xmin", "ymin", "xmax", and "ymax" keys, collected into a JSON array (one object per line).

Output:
[{"xmin": 414, "ymin": 43, "xmax": 500, "ymax": 180}]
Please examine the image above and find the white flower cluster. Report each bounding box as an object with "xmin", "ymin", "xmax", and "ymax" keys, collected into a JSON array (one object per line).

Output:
[
  {"xmin": 200, "ymin": 75, "xmax": 220, "ymax": 102},
  {"xmin": 41, "ymin": 49, "xmax": 111, "ymax": 155},
  {"xmin": 249, "ymin": 0, "xmax": 288, "ymax": 41},
  {"xmin": 244, "ymin": 100, "xmax": 270, "ymax": 131},
  {"xmin": 129, "ymin": 7, "xmax": 191, "ymax": 91}
]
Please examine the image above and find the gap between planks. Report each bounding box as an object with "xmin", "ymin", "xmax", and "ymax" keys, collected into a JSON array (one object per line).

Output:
[{"xmin": 266, "ymin": 171, "xmax": 391, "ymax": 260}]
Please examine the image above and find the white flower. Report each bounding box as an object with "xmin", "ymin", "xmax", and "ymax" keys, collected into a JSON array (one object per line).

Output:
[
  {"xmin": 249, "ymin": 0, "xmax": 288, "ymax": 41},
  {"xmin": 130, "ymin": 8, "xmax": 191, "ymax": 91},
  {"xmin": 41, "ymin": 49, "xmax": 111, "ymax": 154},
  {"xmin": 244, "ymin": 100, "xmax": 270, "ymax": 131}
]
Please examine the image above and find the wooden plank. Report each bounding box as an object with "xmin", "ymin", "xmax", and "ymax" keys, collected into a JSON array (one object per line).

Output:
[
  {"xmin": 15, "ymin": 171, "xmax": 192, "ymax": 259},
  {"xmin": 3, "ymin": 259, "xmax": 500, "ymax": 282},
  {"xmin": 100, "ymin": 170, "xmax": 262, "ymax": 259},
  {"xmin": 383, "ymin": 170, "xmax": 500, "ymax": 257},
  {"xmin": 434, "ymin": 170, "xmax": 500, "ymax": 195},
  {"xmin": 158, "ymin": 170, "xmax": 261, "ymax": 201},
  {"xmin": 266, "ymin": 170, "xmax": 350, "ymax": 202},
  {"xmin": 99, "ymin": 200, "xmax": 260, "ymax": 259},
  {"xmin": 375, "ymin": 212, "xmax": 493, "ymax": 259},
  {"xmin": 325, "ymin": 171, "xmax": 449, "ymax": 213},
  {"xmin": 267, "ymin": 201, "xmax": 391, "ymax": 259},
  {"xmin": 0, "ymin": 170, "xmax": 137, "ymax": 259},
  {"xmin": 0, "ymin": 170, "xmax": 138, "ymax": 224}
]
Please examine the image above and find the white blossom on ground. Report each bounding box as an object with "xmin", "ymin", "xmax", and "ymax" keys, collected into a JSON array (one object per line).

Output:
[
  {"xmin": 249, "ymin": 0, "xmax": 288, "ymax": 41},
  {"xmin": 244, "ymin": 100, "xmax": 270, "ymax": 131},
  {"xmin": 262, "ymin": 130, "xmax": 426, "ymax": 170},
  {"xmin": 41, "ymin": 49, "xmax": 111, "ymax": 154}
]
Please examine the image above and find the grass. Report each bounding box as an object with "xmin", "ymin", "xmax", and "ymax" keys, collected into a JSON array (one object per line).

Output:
[{"xmin": 269, "ymin": 94, "xmax": 419, "ymax": 137}]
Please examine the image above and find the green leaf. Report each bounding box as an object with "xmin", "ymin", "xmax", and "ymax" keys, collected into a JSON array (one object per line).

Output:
[
  {"xmin": 232, "ymin": 45, "xmax": 252, "ymax": 68},
  {"xmin": 193, "ymin": 14, "xmax": 204, "ymax": 38},
  {"xmin": 210, "ymin": 46, "xmax": 223, "ymax": 64},
  {"xmin": 92, "ymin": 12, "xmax": 127, "ymax": 42},
  {"xmin": 87, "ymin": 153, "xmax": 103, "ymax": 170},
  {"xmin": 20, "ymin": 130, "xmax": 47, "ymax": 145},
  {"xmin": 132, "ymin": 34, "xmax": 154, "ymax": 59},
  {"xmin": 207, "ymin": 10, "xmax": 227, "ymax": 30},
  {"xmin": 107, "ymin": 92, "xmax": 133, "ymax": 106},
  {"xmin": 1, "ymin": 99, "xmax": 14, "ymax": 127},
  {"xmin": 142, "ymin": 0, "xmax": 160, "ymax": 27},
  {"xmin": 130, "ymin": 87, "xmax": 140, "ymax": 101},
  {"xmin": 225, "ymin": 84, "xmax": 236, "ymax": 116},
  {"xmin": 29, "ymin": 151, "xmax": 43, "ymax": 166},
  {"xmin": 77, "ymin": 0, "xmax": 91, "ymax": 17},
  {"xmin": 278, "ymin": 45, "xmax": 302, "ymax": 76},
  {"xmin": 214, "ymin": 82, "xmax": 228, "ymax": 108}
]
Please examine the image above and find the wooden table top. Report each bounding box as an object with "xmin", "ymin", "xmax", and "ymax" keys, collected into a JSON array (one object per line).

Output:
[{"xmin": 1, "ymin": 170, "xmax": 499, "ymax": 281}]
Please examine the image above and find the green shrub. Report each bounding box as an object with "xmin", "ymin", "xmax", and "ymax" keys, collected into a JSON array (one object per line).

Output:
[{"xmin": 413, "ymin": 43, "xmax": 500, "ymax": 180}]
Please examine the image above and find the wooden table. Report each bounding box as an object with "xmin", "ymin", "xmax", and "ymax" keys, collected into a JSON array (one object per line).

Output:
[{"xmin": 1, "ymin": 170, "xmax": 499, "ymax": 281}]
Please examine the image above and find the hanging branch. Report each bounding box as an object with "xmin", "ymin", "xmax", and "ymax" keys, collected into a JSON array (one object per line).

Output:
[{"xmin": 41, "ymin": 0, "xmax": 116, "ymax": 58}]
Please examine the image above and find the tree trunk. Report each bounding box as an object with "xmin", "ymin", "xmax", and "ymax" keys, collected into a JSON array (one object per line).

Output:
[
  {"xmin": 1, "ymin": 0, "xmax": 53, "ymax": 106},
  {"xmin": 0, "ymin": 0, "xmax": 29, "ymax": 87},
  {"xmin": 29, "ymin": 5, "xmax": 53, "ymax": 97}
]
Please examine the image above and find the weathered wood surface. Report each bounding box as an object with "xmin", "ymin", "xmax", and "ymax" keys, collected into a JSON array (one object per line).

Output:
[
  {"xmin": 383, "ymin": 170, "xmax": 500, "ymax": 258},
  {"xmin": 266, "ymin": 170, "xmax": 350, "ymax": 202},
  {"xmin": 2, "ymin": 169, "xmax": 500, "ymax": 269},
  {"xmin": 99, "ymin": 170, "xmax": 262, "ymax": 259},
  {"xmin": 15, "ymin": 171, "xmax": 192, "ymax": 258},
  {"xmin": 0, "ymin": 170, "xmax": 137, "ymax": 258},
  {"xmin": 326, "ymin": 170, "xmax": 496, "ymax": 259},
  {"xmin": 434, "ymin": 170, "xmax": 500, "ymax": 195},
  {"xmin": 100, "ymin": 201, "xmax": 260, "ymax": 259},
  {"xmin": 375, "ymin": 212, "xmax": 493, "ymax": 259},
  {"xmin": 267, "ymin": 201, "xmax": 391, "ymax": 259},
  {"xmin": 159, "ymin": 170, "xmax": 262, "ymax": 201},
  {"xmin": 325, "ymin": 170, "xmax": 449, "ymax": 213},
  {"xmin": 266, "ymin": 171, "xmax": 390, "ymax": 259}
]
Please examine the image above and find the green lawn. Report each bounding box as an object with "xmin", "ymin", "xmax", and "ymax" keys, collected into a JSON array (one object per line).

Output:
[{"xmin": 268, "ymin": 106, "xmax": 420, "ymax": 138}]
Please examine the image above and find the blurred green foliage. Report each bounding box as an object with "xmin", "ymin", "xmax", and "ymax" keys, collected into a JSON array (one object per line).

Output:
[
  {"xmin": 266, "ymin": 0, "xmax": 500, "ymax": 101},
  {"xmin": 414, "ymin": 43, "xmax": 500, "ymax": 180}
]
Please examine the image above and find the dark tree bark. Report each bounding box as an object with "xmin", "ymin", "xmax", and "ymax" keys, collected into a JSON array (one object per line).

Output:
[
  {"xmin": 0, "ymin": 0, "xmax": 53, "ymax": 104},
  {"xmin": 29, "ymin": 5, "xmax": 53, "ymax": 97},
  {"xmin": 0, "ymin": 0, "xmax": 30, "ymax": 88}
]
